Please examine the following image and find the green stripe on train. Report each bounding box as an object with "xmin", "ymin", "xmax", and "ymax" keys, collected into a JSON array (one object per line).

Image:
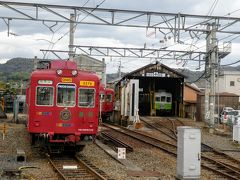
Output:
[{"xmin": 155, "ymin": 103, "xmax": 172, "ymax": 110}]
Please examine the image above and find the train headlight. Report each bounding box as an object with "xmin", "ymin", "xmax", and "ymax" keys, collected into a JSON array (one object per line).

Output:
[
  {"xmin": 72, "ymin": 70, "xmax": 77, "ymax": 76},
  {"xmin": 56, "ymin": 69, "xmax": 63, "ymax": 75}
]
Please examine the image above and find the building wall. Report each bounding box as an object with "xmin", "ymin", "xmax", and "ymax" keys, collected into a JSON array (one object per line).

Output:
[
  {"xmin": 184, "ymin": 85, "xmax": 198, "ymax": 102},
  {"xmin": 197, "ymin": 94, "xmax": 239, "ymax": 122},
  {"xmin": 184, "ymin": 103, "xmax": 196, "ymax": 120},
  {"xmin": 183, "ymin": 85, "xmax": 199, "ymax": 120},
  {"xmin": 216, "ymin": 71, "xmax": 240, "ymax": 101},
  {"xmin": 74, "ymin": 54, "xmax": 106, "ymax": 85}
]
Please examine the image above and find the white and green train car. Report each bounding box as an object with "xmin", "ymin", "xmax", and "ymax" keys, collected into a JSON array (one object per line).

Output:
[{"xmin": 155, "ymin": 91, "xmax": 172, "ymax": 112}]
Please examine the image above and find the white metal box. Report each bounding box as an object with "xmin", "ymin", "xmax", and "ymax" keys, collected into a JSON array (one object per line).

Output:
[
  {"xmin": 233, "ymin": 125, "xmax": 240, "ymax": 143},
  {"xmin": 177, "ymin": 126, "xmax": 201, "ymax": 179}
]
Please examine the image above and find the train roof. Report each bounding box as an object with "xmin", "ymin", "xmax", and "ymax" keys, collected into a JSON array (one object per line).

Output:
[
  {"xmin": 31, "ymin": 68, "xmax": 100, "ymax": 80},
  {"xmin": 50, "ymin": 60, "xmax": 77, "ymax": 70}
]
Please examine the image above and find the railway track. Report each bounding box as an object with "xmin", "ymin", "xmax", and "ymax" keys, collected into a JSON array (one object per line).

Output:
[
  {"xmin": 140, "ymin": 116, "xmax": 178, "ymax": 140},
  {"xmin": 103, "ymin": 123, "xmax": 240, "ymax": 179},
  {"xmin": 47, "ymin": 153, "xmax": 110, "ymax": 180},
  {"xmin": 167, "ymin": 118, "xmax": 185, "ymax": 137},
  {"xmin": 102, "ymin": 123, "xmax": 177, "ymax": 155},
  {"xmin": 99, "ymin": 131, "xmax": 133, "ymax": 153}
]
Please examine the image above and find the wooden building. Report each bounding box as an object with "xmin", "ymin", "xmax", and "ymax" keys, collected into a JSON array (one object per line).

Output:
[
  {"xmin": 197, "ymin": 92, "xmax": 239, "ymax": 122},
  {"xmin": 113, "ymin": 62, "xmax": 185, "ymax": 125},
  {"xmin": 183, "ymin": 83, "xmax": 201, "ymax": 120}
]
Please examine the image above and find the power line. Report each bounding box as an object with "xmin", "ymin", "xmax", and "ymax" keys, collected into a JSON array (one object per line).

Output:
[
  {"xmin": 42, "ymin": 0, "xmax": 93, "ymax": 59},
  {"xmin": 225, "ymin": 8, "xmax": 240, "ymax": 16},
  {"xmin": 221, "ymin": 59, "xmax": 240, "ymax": 66},
  {"xmin": 207, "ymin": 0, "xmax": 219, "ymax": 16},
  {"xmin": 146, "ymin": 0, "xmax": 219, "ymax": 69},
  {"xmin": 53, "ymin": 0, "xmax": 106, "ymax": 45},
  {"xmin": 186, "ymin": 69, "xmax": 206, "ymax": 83}
]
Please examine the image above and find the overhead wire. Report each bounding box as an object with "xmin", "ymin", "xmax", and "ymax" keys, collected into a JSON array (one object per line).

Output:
[
  {"xmin": 89, "ymin": 3, "xmax": 240, "ymax": 76},
  {"xmin": 53, "ymin": 0, "xmax": 106, "ymax": 45},
  {"xmin": 178, "ymin": 0, "xmax": 220, "ymax": 83},
  {"xmin": 39, "ymin": 1, "xmax": 240, "ymax": 71},
  {"xmin": 207, "ymin": 0, "xmax": 219, "ymax": 16},
  {"xmin": 115, "ymin": 3, "xmax": 240, "ymax": 73},
  {"xmin": 175, "ymin": 7, "xmax": 240, "ymax": 72},
  {"xmin": 185, "ymin": 69, "xmax": 206, "ymax": 83},
  {"xmin": 146, "ymin": 0, "xmax": 219, "ymax": 70},
  {"xmin": 180, "ymin": 0, "xmax": 219, "ymax": 65},
  {"xmin": 42, "ymin": 0, "xmax": 92, "ymax": 59},
  {"xmin": 221, "ymin": 59, "xmax": 240, "ymax": 66}
]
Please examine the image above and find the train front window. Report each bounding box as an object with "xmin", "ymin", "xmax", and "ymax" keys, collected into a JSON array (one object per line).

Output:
[
  {"xmin": 161, "ymin": 96, "xmax": 166, "ymax": 102},
  {"xmin": 36, "ymin": 86, "xmax": 53, "ymax": 106},
  {"xmin": 79, "ymin": 88, "xmax": 95, "ymax": 108},
  {"xmin": 57, "ymin": 84, "xmax": 76, "ymax": 107},
  {"xmin": 106, "ymin": 94, "xmax": 112, "ymax": 102}
]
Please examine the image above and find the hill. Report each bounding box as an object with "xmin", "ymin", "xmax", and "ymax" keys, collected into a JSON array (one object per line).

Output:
[
  {"xmin": 0, "ymin": 58, "xmax": 34, "ymax": 73},
  {"xmin": 0, "ymin": 58, "xmax": 239, "ymax": 88}
]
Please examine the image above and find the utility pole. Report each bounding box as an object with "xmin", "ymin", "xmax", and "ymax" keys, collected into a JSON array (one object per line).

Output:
[
  {"xmin": 205, "ymin": 24, "xmax": 210, "ymax": 125},
  {"xmin": 69, "ymin": 13, "xmax": 75, "ymax": 61},
  {"xmin": 209, "ymin": 22, "xmax": 218, "ymax": 129},
  {"xmin": 102, "ymin": 58, "xmax": 106, "ymax": 87},
  {"xmin": 33, "ymin": 56, "xmax": 38, "ymax": 69},
  {"xmin": 118, "ymin": 60, "xmax": 122, "ymax": 78},
  {"xmin": 205, "ymin": 22, "xmax": 218, "ymax": 132}
]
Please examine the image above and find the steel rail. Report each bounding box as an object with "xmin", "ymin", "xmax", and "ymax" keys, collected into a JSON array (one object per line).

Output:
[
  {"xmin": 100, "ymin": 131, "xmax": 134, "ymax": 152},
  {"xmin": 102, "ymin": 123, "xmax": 178, "ymax": 155},
  {"xmin": 103, "ymin": 123, "xmax": 240, "ymax": 179},
  {"xmin": 139, "ymin": 116, "xmax": 177, "ymax": 140},
  {"xmin": 47, "ymin": 153, "xmax": 109, "ymax": 180},
  {"xmin": 75, "ymin": 154, "xmax": 109, "ymax": 180},
  {"xmin": 141, "ymin": 117, "xmax": 240, "ymax": 166}
]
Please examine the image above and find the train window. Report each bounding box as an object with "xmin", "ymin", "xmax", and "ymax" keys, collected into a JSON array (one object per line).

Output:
[
  {"xmin": 79, "ymin": 88, "xmax": 95, "ymax": 108},
  {"xmin": 57, "ymin": 84, "xmax": 76, "ymax": 107},
  {"xmin": 167, "ymin": 97, "xmax": 171, "ymax": 102},
  {"xmin": 161, "ymin": 96, "xmax": 166, "ymax": 102},
  {"xmin": 106, "ymin": 94, "xmax": 112, "ymax": 102},
  {"xmin": 36, "ymin": 86, "xmax": 54, "ymax": 106},
  {"xmin": 155, "ymin": 97, "xmax": 160, "ymax": 101}
]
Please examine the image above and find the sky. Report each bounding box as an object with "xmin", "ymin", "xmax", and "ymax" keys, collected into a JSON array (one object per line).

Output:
[{"xmin": 1, "ymin": 0, "xmax": 240, "ymax": 73}]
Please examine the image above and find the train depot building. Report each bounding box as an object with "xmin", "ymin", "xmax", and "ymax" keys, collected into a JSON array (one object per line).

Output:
[{"xmin": 113, "ymin": 62, "xmax": 185, "ymax": 125}]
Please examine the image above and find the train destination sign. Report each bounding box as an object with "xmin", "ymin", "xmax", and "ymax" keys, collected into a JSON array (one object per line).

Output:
[
  {"xmin": 80, "ymin": 81, "xmax": 95, "ymax": 87},
  {"xmin": 61, "ymin": 78, "xmax": 72, "ymax": 83},
  {"xmin": 38, "ymin": 80, "xmax": 53, "ymax": 85}
]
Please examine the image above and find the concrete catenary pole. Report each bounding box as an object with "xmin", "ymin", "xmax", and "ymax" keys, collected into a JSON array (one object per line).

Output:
[
  {"xmin": 69, "ymin": 13, "xmax": 75, "ymax": 61},
  {"xmin": 209, "ymin": 22, "xmax": 218, "ymax": 129},
  {"xmin": 102, "ymin": 58, "xmax": 107, "ymax": 87},
  {"xmin": 118, "ymin": 60, "xmax": 122, "ymax": 78},
  {"xmin": 205, "ymin": 24, "xmax": 210, "ymax": 125},
  {"xmin": 205, "ymin": 22, "xmax": 218, "ymax": 132}
]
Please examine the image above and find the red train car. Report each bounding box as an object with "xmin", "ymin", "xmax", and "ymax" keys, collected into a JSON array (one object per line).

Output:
[
  {"xmin": 26, "ymin": 60, "xmax": 100, "ymax": 152},
  {"xmin": 99, "ymin": 84, "xmax": 114, "ymax": 121}
]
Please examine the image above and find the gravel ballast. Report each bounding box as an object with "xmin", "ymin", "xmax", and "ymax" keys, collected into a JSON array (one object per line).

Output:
[{"xmin": 0, "ymin": 115, "xmax": 240, "ymax": 179}]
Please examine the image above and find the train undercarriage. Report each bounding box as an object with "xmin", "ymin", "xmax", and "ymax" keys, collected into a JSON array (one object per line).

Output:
[{"xmin": 30, "ymin": 133, "xmax": 95, "ymax": 154}]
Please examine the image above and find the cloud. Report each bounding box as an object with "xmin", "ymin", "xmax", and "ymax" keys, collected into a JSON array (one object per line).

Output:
[
  {"xmin": 0, "ymin": 32, "xmax": 69, "ymax": 59},
  {"xmin": 0, "ymin": 0, "xmax": 240, "ymax": 72}
]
